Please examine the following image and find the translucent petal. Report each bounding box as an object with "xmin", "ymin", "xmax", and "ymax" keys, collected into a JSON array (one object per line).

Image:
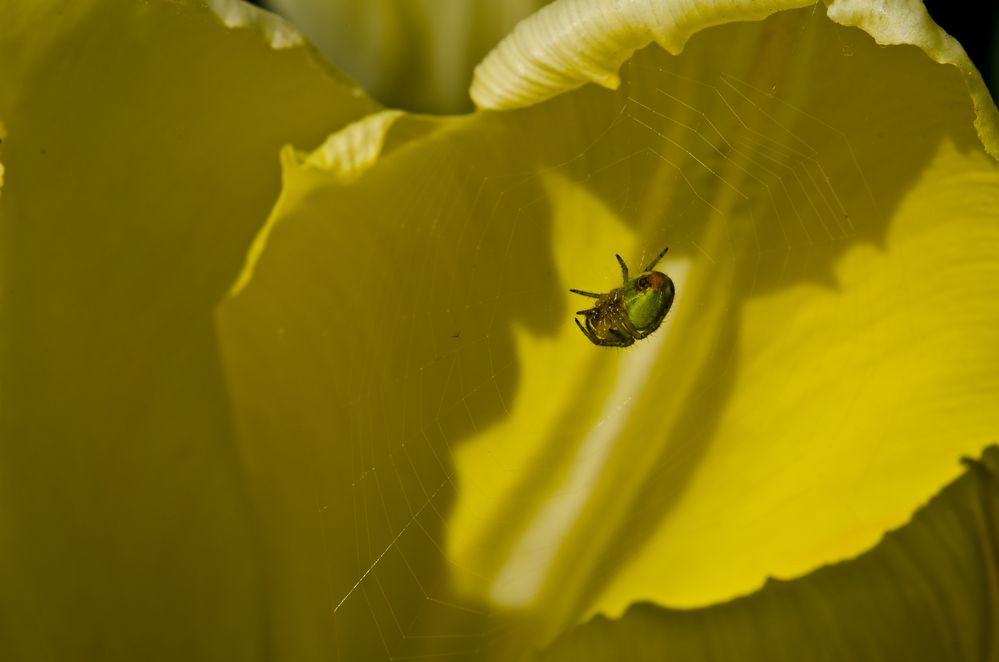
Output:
[
  {"xmin": 538, "ymin": 446, "xmax": 999, "ymax": 662},
  {"xmin": 268, "ymin": 0, "xmax": 550, "ymax": 112},
  {"xmin": 218, "ymin": 3, "xmax": 999, "ymax": 658}
]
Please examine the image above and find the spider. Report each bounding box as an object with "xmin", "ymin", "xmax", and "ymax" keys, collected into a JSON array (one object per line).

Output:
[{"xmin": 569, "ymin": 246, "xmax": 675, "ymax": 347}]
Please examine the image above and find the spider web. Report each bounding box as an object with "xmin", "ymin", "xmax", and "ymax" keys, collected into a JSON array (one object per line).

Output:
[{"xmin": 219, "ymin": 6, "xmax": 903, "ymax": 660}]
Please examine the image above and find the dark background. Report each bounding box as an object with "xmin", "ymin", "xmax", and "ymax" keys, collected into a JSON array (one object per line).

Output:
[{"xmin": 924, "ymin": 0, "xmax": 998, "ymax": 98}]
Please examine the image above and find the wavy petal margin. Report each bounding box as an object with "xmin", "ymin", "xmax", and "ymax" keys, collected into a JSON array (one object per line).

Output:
[
  {"xmin": 268, "ymin": 0, "xmax": 551, "ymax": 112},
  {"xmin": 537, "ymin": 445, "xmax": 999, "ymax": 661},
  {"xmin": 4, "ymin": 0, "xmax": 997, "ymax": 660},
  {"xmin": 471, "ymin": 0, "xmax": 999, "ymax": 158},
  {"xmin": 219, "ymin": 1, "xmax": 999, "ymax": 659}
]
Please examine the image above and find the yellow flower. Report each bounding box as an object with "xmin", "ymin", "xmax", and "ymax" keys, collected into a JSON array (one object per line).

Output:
[
  {"xmin": 265, "ymin": 0, "xmax": 552, "ymax": 113},
  {"xmin": 1, "ymin": 0, "xmax": 997, "ymax": 660}
]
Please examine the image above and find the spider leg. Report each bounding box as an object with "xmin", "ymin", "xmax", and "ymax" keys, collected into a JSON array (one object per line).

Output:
[
  {"xmin": 615, "ymin": 254, "xmax": 629, "ymax": 285},
  {"xmin": 569, "ymin": 288, "xmax": 602, "ymax": 298},
  {"xmin": 574, "ymin": 317, "xmax": 598, "ymax": 343},
  {"xmin": 574, "ymin": 316, "xmax": 631, "ymax": 347},
  {"xmin": 575, "ymin": 317, "xmax": 623, "ymax": 346},
  {"xmin": 609, "ymin": 329, "xmax": 634, "ymax": 347},
  {"xmin": 643, "ymin": 246, "xmax": 669, "ymax": 272}
]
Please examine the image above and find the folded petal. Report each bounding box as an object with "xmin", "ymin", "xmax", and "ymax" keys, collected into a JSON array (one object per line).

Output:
[
  {"xmin": 268, "ymin": 0, "xmax": 551, "ymax": 112},
  {"xmin": 216, "ymin": 0, "xmax": 999, "ymax": 659}
]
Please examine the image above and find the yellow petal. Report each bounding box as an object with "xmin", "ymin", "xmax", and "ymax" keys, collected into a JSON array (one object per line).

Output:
[
  {"xmin": 590, "ymin": 132, "xmax": 999, "ymax": 615},
  {"xmin": 216, "ymin": 1, "xmax": 999, "ymax": 660},
  {"xmin": 269, "ymin": 0, "xmax": 551, "ymax": 112},
  {"xmin": 538, "ymin": 446, "xmax": 999, "ymax": 661},
  {"xmin": 0, "ymin": 0, "xmax": 375, "ymax": 658},
  {"xmin": 470, "ymin": 0, "xmax": 813, "ymax": 109}
]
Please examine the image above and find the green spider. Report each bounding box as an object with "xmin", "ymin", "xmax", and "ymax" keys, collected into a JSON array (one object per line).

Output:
[{"xmin": 570, "ymin": 246, "xmax": 675, "ymax": 347}]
